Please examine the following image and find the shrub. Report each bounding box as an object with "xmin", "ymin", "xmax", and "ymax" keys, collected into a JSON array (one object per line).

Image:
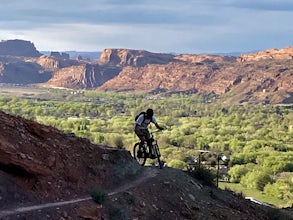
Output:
[
  {"xmin": 188, "ymin": 167, "xmax": 216, "ymax": 186},
  {"xmin": 113, "ymin": 135, "xmax": 124, "ymax": 149},
  {"xmin": 228, "ymin": 165, "xmax": 249, "ymax": 183},
  {"xmin": 108, "ymin": 205, "xmax": 129, "ymax": 220},
  {"xmin": 168, "ymin": 159, "xmax": 186, "ymax": 169},
  {"xmin": 240, "ymin": 171, "xmax": 272, "ymax": 191},
  {"xmin": 90, "ymin": 187, "xmax": 107, "ymax": 204},
  {"xmin": 264, "ymin": 179, "xmax": 293, "ymax": 206}
]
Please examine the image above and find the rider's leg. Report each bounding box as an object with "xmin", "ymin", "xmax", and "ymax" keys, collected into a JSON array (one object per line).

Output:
[
  {"xmin": 135, "ymin": 128, "xmax": 146, "ymax": 146},
  {"xmin": 140, "ymin": 137, "xmax": 146, "ymax": 149},
  {"xmin": 134, "ymin": 129, "xmax": 147, "ymax": 157}
]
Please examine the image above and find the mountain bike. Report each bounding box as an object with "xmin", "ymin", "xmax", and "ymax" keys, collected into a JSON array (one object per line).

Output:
[{"xmin": 133, "ymin": 130, "xmax": 163, "ymax": 169}]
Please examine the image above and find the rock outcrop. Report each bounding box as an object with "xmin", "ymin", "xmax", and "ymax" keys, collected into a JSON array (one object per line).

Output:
[
  {"xmin": 98, "ymin": 48, "xmax": 175, "ymax": 67},
  {"xmin": 0, "ymin": 61, "xmax": 51, "ymax": 84},
  {"xmin": 45, "ymin": 64, "xmax": 121, "ymax": 89},
  {"xmin": 32, "ymin": 55, "xmax": 80, "ymax": 70},
  {"xmin": 97, "ymin": 50, "xmax": 293, "ymax": 104},
  {"xmin": 0, "ymin": 39, "xmax": 42, "ymax": 57},
  {"xmin": 238, "ymin": 46, "xmax": 293, "ymax": 62},
  {"xmin": 50, "ymin": 51, "xmax": 70, "ymax": 60},
  {"xmin": 175, "ymin": 54, "xmax": 236, "ymax": 63},
  {"xmin": 98, "ymin": 61, "xmax": 237, "ymax": 94},
  {"xmin": 34, "ymin": 55, "xmax": 60, "ymax": 70}
]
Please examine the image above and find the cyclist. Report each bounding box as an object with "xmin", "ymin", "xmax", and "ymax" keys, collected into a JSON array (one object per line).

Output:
[{"xmin": 134, "ymin": 108, "xmax": 164, "ymax": 157}]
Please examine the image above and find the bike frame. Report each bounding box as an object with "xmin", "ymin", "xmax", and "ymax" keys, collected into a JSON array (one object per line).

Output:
[{"xmin": 133, "ymin": 130, "xmax": 163, "ymax": 169}]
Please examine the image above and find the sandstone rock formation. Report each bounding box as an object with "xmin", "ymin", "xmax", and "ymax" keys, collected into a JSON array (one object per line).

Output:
[
  {"xmin": 97, "ymin": 49, "xmax": 293, "ymax": 104},
  {"xmin": 32, "ymin": 55, "xmax": 80, "ymax": 70},
  {"xmin": 175, "ymin": 54, "xmax": 236, "ymax": 63},
  {"xmin": 34, "ymin": 55, "xmax": 60, "ymax": 70},
  {"xmin": 238, "ymin": 46, "xmax": 293, "ymax": 62},
  {"xmin": 45, "ymin": 63, "xmax": 121, "ymax": 89},
  {"xmin": 0, "ymin": 39, "xmax": 292, "ymax": 104},
  {"xmin": 0, "ymin": 60, "xmax": 51, "ymax": 84},
  {"xmin": 50, "ymin": 51, "xmax": 70, "ymax": 60},
  {"xmin": 98, "ymin": 48, "xmax": 175, "ymax": 66},
  {"xmin": 0, "ymin": 39, "xmax": 42, "ymax": 57}
]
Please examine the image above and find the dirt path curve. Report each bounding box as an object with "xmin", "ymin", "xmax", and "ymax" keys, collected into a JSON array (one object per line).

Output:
[{"xmin": 0, "ymin": 167, "xmax": 158, "ymax": 218}]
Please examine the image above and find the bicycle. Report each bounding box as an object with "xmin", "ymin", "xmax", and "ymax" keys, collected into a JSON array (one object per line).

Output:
[{"xmin": 133, "ymin": 130, "xmax": 163, "ymax": 169}]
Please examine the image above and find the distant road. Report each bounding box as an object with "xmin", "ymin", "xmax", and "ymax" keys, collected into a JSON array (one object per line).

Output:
[{"xmin": 245, "ymin": 197, "xmax": 274, "ymax": 208}]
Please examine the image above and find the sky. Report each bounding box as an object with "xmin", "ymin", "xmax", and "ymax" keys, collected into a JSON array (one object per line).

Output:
[{"xmin": 0, "ymin": 0, "xmax": 293, "ymax": 54}]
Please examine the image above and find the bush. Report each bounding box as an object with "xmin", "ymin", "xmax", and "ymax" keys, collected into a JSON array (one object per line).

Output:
[
  {"xmin": 188, "ymin": 167, "xmax": 216, "ymax": 186},
  {"xmin": 228, "ymin": 165, "xmax": 249, "ymax": 183},
  {"xmin": 240, "ymin": 171, "xmax": 272, "ymax": 191},
  {"xmin": 167, "ymin": 159, "xmax": 186, "ymax": 169},
  {"xmin": 264, "ymin": 179, "xmax": 293, "ymax": 207},
  {"xmin": 108, "ymin": 205, "xmax": 129, "ymax": 220},
  {"xmin": 90, "ymin": 187, "xmax": 107, "ymax": 204},
  {"xmin": 113, "ymin": 135, "xmax": 124, "ymax": 149}
]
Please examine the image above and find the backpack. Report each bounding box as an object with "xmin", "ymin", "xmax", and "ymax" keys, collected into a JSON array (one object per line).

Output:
[
  {"xmin": 135, "ymin": 112, "xmax": 146, "ymax": 121},
  {"xmin": 135, "ymin": 112, "xmax": 153, "ymax": 124}
]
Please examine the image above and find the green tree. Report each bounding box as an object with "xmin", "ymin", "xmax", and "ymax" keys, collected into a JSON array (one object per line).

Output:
[
  {"xmin": 228, "ymin": 165, "xmax": 249, "ymax": 183},
  {"xmin": 264, "ymin": 179, "xmax": 293, "ymax": 207},
  {"xmin": 241, "ymin": 171, "xmax": 272, "ymax": 191}
]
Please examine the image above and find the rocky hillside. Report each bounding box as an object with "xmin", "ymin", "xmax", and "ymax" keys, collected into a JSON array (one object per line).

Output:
[
  {"xmin": 98, "ymin": 48, "xmax": 175, "ymax": 67},
  {"xmin": 44, "ymin": 64, "xmax": 122, "ymax": 89},
  {"xmin": 0, "ymin": 39, "xmax": 292, "ymax": 104},
  {"xmin": 237, "ymin": 47, "xmax": 293, "ymax": 62},
  {"xmin": 98, "ymin": 49, "xmax": 293, "ymax": 104},
  {"xmin": 1, "ymin": 110, "xmax": 291, "ymax": 220}
]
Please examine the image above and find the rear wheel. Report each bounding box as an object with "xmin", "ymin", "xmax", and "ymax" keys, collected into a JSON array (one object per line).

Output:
[{"xmin": 133, "ymin": 142, "xmax": 147, "ymax": 166}]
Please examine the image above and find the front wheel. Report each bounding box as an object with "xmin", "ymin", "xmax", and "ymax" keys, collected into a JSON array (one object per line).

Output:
[
  {"xmin": 133, "ymin": 142, "xmax": 147, "ymax": 166},
  {"xmin": 153, "ymin": 144, "xmax": 163, "ymax": 169}
]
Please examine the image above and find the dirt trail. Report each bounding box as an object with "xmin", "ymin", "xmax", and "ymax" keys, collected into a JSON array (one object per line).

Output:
[{"xmin": 0, "ymin": 167, "xmax": 158, "ymax": 218}]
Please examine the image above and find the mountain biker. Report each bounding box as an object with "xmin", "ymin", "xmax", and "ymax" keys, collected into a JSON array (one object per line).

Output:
[{"xmin": 134, "ymin": 108, "xmax": 163, "ymax": 156}]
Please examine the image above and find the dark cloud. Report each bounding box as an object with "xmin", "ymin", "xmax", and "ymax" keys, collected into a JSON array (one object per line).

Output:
[
  {"xmin": 1, "ymin": 1, "xmax": 218, "ymax": 26},
  {"xmin": 0, "ymin": 0, "xmax": 292, "ymax": 53}
]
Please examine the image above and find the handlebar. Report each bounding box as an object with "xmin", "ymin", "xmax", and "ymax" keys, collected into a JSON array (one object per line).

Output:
[{"xmin": 150, "ymin": 129, "xmax": 163, "ymax": 134}]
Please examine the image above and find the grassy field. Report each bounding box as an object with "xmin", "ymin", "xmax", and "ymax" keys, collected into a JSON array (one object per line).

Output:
[
  {"xmin": 0, "ymin": 85, "xmax": 48, "ymax": 97},
  {"xmin": 219, "ymin": 182, "xmax": 286, "ymax": 208}
]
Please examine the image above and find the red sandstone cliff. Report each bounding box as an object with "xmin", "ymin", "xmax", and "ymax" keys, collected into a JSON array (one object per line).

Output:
[{"xmin": 0, "ymin": 39, "xmax": 292, "ymax": 104}]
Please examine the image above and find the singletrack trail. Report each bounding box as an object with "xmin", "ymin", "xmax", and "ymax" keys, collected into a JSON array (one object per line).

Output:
[{"xmin": 0, "ymin": 167, "xmax": 158, "ymax": 218}]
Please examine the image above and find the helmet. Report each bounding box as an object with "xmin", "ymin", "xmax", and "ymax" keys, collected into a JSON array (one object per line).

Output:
[{"xmin": 146, "ymin": 108, "xmax": 154, "ymax": 117}]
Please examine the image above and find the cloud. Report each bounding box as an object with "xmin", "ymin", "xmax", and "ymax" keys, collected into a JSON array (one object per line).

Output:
[
  {"xmin": 0, "ymin": 0, "xmax": 292, "ymax": 53},
  {"xmin": 1, "ymin": 1, "xmax": 221, "ymax": 26},
  {"xmin": 227, "ymin": 0, "xmax": 293, "ymax": 11}
]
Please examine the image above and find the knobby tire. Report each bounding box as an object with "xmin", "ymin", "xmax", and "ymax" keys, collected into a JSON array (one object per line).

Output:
[
  {"xmin": 133, "ymin": 142, "xmax": 147, "ymax": 166},
  {"xmin": 153, "ymin": 144, "xmax": 163, "ymax": 169}
]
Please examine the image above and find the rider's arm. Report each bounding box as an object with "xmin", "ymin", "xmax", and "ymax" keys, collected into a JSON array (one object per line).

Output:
[
  {"xmin": 155, "ymin": 123, "xmax": 164, "ymax": 130},
  {"xmin": 152, "ymin": 116, "xmax": 164, "ymax": 130}
]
